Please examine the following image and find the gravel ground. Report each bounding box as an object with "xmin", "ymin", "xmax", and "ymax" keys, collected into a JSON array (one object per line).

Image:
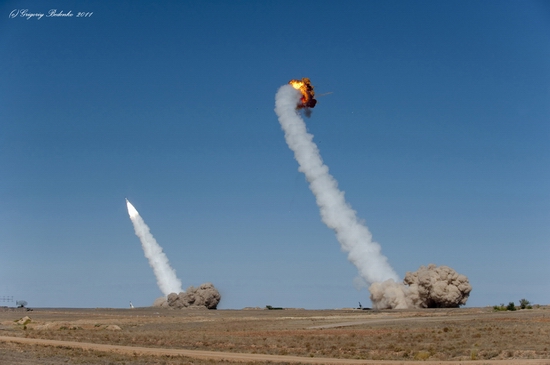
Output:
[{"xmin": 1, "ymin": 306, "xmax": 549, "ymax": 363}]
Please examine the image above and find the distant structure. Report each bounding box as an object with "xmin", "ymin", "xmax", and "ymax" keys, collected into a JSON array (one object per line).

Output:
[
  {"xmin": 0, "ymin": 296, "xmax": 14, "ymax": 303},
  {"xmin": 130, "ymin": 301, "xmax": 134, "ymax": 309},
  {"xmin": 16, "ymin": 300, "xmax": 27, "ymax": 308}
]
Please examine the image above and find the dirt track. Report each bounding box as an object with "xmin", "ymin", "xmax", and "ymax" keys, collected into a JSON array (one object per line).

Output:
[
  {"xmin": 2, "ymin": 335, "xmax": 550, "ymax": 365},
  {"xmin": 306, "ymin": 313, "xmax": 497, "ymax": 329}
]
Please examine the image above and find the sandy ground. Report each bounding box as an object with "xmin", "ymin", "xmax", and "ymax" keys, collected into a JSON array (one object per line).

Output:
[
  {"xmin": 1, "ymin": 335, "xmax": 550, "ymax": 364},
  {"xmin": 1, "ymin": 306, "xmax": 549, "ymax": 364}
]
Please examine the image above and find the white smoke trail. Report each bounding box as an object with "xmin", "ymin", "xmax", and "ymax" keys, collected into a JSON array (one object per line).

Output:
[
  {"xmin": 275, "ymin": 85, "xmax": 400, "ymax": 285},
  {"xmin": 126, "ymin": 199, "xmax": 183, "ymax": 296}
]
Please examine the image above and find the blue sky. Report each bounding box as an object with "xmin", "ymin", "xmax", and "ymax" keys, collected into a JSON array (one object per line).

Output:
[{"xmin": 1, "ymin": 0, "xmax": 549, "ymax": 309}]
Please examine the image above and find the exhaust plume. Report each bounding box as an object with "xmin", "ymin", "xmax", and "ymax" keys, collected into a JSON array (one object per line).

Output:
[
  {"xmin": 126, "ymin": 199, "xmax": 183, "ymax": 296},
  {"xmin": 275, "ymin": 83, "xmax": 472, "ymax": 310},
  {"xmin": 275, "ymin": 84, "xmax": 399, "ymax": 286}
]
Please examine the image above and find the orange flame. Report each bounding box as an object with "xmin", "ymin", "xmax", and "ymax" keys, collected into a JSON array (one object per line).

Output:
[{"xmin": 289, "ymin": 78, "xmax": 317, "ymax": 109}]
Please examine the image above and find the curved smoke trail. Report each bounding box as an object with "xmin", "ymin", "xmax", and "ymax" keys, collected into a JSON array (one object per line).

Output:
[
  {"xmin": 275, "ymin": 84, "xmax": 399, "ymax": 286},
  {"xmin": 126, "ymin": 199, "xmax": 183, "ymax": 296}
]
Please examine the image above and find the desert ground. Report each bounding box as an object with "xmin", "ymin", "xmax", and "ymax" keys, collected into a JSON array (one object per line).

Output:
[{"xmin": 1, "ymin": 305, "xmax": 549, "ymax": 364}]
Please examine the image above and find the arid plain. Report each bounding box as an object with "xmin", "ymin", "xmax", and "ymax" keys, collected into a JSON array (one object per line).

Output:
[{"xmin": 1, "ymin": 305, "xmax": 550, "ymax": 364}]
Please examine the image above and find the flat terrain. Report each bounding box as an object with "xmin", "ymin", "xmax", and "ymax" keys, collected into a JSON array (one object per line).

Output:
[{"xmin": 1, "ymin": 306, "xmax": 549, "ymax": 364}]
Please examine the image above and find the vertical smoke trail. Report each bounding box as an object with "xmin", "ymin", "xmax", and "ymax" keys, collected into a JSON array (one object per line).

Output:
[
  {"xmin": 126, "ymin": 199, "xmax": 183, "ymax": 296},
  {"xmin": 275, "ymin": 84, "xmax": 399, "ymax": 285}
]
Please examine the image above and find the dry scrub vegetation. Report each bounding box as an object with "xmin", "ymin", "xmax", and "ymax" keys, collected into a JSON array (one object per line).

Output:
[{"xmin": 1, "ymin": 306, "xmax": 550, "ymax": 363}]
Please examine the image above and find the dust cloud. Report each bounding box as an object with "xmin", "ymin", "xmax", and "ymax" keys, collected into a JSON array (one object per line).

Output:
[
  {"xmin": 153, "ymin": 283, "xmax": 221, "ymax": 310},
  {"xmin": 369, "ymin": 264, "xmax": 472, "ymax": 309}
]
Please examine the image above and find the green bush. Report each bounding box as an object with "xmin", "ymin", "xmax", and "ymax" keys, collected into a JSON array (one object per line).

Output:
[
  {"xmin": 519, "ymin": 299, "xmax": 530, "ymax": 309},
  {"xmin": 494, "ymin": 300, "xmax": 535, "ymax": 311}
]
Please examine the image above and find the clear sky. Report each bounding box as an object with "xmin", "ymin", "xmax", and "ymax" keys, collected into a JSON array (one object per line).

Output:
[{"xmin": 1, "ymin": 0, "xmax": 549, "ymax": 309}]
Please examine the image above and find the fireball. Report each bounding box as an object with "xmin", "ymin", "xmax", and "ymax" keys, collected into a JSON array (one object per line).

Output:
[{"xmin": 289, "ymin": 78, "xmax": 317, "ymax": 109}]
